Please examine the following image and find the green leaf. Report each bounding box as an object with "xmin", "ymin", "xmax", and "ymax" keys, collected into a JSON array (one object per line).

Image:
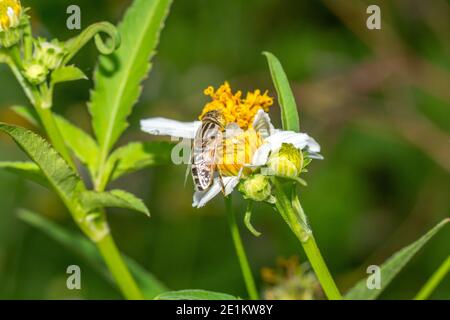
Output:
[
  {"xmin": 107, "ymin": 141, "xmax": 173, "ymax": 182},
  {"xmin": 51, "ymin": 65, "xmax": 87, "ymax": 85},
  {"xmin": 89, "ymin": 0, "xmax": 173, "ymax": 156},
  {"xmin": 345, "ymin": 219, "xmax": 449, "ymax": 300},
  {"xmin": 155, "ymin": 289, "xmax": 239, "ymax": 300},
  {"xmin": 0, "ymin": 123, "xmax": 84, "ymax": 218},
  {"xmin": 0, "ymin": 161, "xmax": 48, "ymax": 187},
  {"xmin": 11, "ymin": 105, "xmax": 41, "ymax": 127},
  {"xmin": 55, "ymin": 116, "xmax": 99, "ymax": 174},
  {"xmin": 10, "ymin": 107, "xmax": 100, "ymax": 176},
  {"xmin": 18, "ymin": 209, "xmax": 167, "ymax": 298},
  {"xmin": 80, "ymin": 189, "xmax": 150, "ymax": 216},
  {"xmin": 263, "ymin": 51, "xmax": 300, "ymax": 132},
  {"xmin": 414, "ymin": 255, "xmax": 450, "ymax": 300},
  {"xmin": 97, "ymin": 141, "xmax": 173, "ymax": 191}
]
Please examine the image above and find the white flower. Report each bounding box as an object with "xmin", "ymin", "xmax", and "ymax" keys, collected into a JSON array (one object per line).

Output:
[{"xmin": 141, "ymin": 110, "xmax": 321, "ymax": 208}]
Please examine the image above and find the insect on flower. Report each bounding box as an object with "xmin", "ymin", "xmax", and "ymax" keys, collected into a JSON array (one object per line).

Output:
[
  {"xmin": 191, "ymin": 109, "xmax": 227, "ymax": 192},
  {"xmin": 141, "ymin": 82, "xmax": 322, "ymax": 208}
]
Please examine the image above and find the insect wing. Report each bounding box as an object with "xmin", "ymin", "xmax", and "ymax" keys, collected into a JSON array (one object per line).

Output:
[{"xmin": 191, "ymin": 124, "xmax": 222, "ymax": 191}]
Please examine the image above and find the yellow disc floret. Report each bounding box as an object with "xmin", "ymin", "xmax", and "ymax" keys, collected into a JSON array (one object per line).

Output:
[
  {"xmin": 0, "ymin": 0, "xmax": 21, "ymax": 31},
  {"xmin": 216, "ymin": 127, "xmax": 263, "ymax": 177},
  {"xmin": 200, "ymin": 82, "xmax": 273, "ymax": 130}
]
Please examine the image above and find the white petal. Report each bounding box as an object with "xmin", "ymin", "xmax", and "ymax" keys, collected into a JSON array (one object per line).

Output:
[
  {"xmin": 7, "ymin": 7, "xmax": 14, "ymax": 19},
  {"xmin": 140, "ymin": 117, "xmax": 201, "ymax": 139},
  {"xmin": 192, "ymin": 180, "xmax": 221, "ymax": 208},
  {"xmin": 251, "ymin": 130, "xmax": 322, "ymax": 165},
  {"xmin": 306, "ymin": 136, "xmax": 321, "ymax": 153},
  {"xmin": 192, "ymin": 176, "xmax": 239, "ymax": 208},
  {"xmin": 224, "ymin": 176, "xmax": 240, "ymax": 196},
  {"xmin": 308, "ymin": 153, "xmax": 324, "ymax": 160},
  {"xmin": 252, "ymin": 110, "xmax": 275, "ymax": 139},
  {"xmin": 265, "ymin": 131, "xmax": 308, "ymax": 150},
  {"xmin": 251, "ymin": 143, "xmax": 272, "ymax": 166},
  {"xmin": 265, "ymin": 131, "xmax": 321, "ymax": 153}
]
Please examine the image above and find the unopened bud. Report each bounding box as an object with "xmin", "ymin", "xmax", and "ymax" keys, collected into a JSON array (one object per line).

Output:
[
  {"xmin": 34, "ymin": 38, "xmax": 66, "ymax": 70},
  {"xmin": 238, "ymin": 174, "xmax": 274, "ymax": 203},
  {"xmin": 267, "ymin": 143, "xmax": 303, "ymax": 178},
  {"xmin": 23, "ymin": 62, "xmax": 48, "ymax": 85}
]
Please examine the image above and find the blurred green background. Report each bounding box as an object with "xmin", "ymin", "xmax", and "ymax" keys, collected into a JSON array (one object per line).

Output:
[{"xmin": 0, "ymin": 0, "xmax": 449, "ymax": 299}]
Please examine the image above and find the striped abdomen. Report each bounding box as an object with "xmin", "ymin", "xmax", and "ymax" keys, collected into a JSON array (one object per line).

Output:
[{"xmin": 191, "ymin": 112, "xmax": 224, "ymax": 191}]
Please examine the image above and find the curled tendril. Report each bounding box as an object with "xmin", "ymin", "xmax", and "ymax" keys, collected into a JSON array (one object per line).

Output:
[
  {"xmin": 63, "ymin": 22, "xmax": 121, "ymax": 65},
  {"xmin": 244, "ymin": 202, "xmax": 262, "ymax": 237}
]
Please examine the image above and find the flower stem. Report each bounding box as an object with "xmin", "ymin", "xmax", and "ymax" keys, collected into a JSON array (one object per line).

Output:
[
  {"xmin": 272, "ymin": 178, "xmax": 342, "ymax": 300},
  {"xmin": 414, "ymin": 255, "xmax": 450, "ymax": 300},
  {"xmin": 6, "ymin": 47, "xmax": 75, "ymax": 169},
  {"xmin": 6, "ymin": 49, "xmax": 143, "ymax": 300},
  {"xmin": 35, "ymin": 106, "xmax": 76, "ymax": 169},
  {"xmin": 97, "ymin": 233, "xmax": 144, "ymax": 300},
  {"xmin": 225, "ymin": 196, "xmax": 259, "ymax": 300},
  {"xmin": 302, "ymin": 236, "xmax": 342, "ymax": 300}
]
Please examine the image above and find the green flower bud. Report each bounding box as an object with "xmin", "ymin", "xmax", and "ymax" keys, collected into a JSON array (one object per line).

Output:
[
  {"xmin": 0, "ymin": 0, "xmax": 23, "ymax": 48},
  {"xmin": 238, "ymin": 174, "xmax": 274, "ymax": 203},
  {"xmin": 267, "ymin": 143, "xmax": 303, "ymax": 178},
  {"xmin": 23, "ymin": 62, "xmax": 48, "ymax": 85},
  {"xmin": 34, "ymin": 38, "xmax": 66, "ymax": 70},
  {"xmin": 0, "ymin": 26, "xmax": 20, "ymax": 47}
]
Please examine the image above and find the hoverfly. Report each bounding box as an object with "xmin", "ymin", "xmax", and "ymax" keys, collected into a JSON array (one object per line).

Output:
[{"xmin": 191, "ymin": 110, "xmax": 227, "ymax": 192}]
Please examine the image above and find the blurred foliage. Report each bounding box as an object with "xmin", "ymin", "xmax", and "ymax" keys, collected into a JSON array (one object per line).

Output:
[{"xmin": 0, "ymin": 0, "xmax": 449, "ymax": 299}]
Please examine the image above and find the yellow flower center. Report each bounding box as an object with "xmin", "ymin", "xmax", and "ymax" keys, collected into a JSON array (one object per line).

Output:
[
  {"xmin": 216, "ymin": 128, "xmax": 263, "ymax": 177},
  {"xmin": 199, "ymin": 82, "xmax": 273, "ymax": 130},
  {"xmin": 0, "ymin": 0, "xmax": 21, "ymax": 31}
]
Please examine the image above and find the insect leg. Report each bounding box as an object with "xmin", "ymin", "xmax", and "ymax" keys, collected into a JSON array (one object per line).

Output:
[{"xmin": 218, "ymin": 168, "xmax": 226, "ymax": 195}]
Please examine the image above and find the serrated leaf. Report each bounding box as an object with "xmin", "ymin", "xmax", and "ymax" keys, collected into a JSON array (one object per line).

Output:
[
  {"xmin": 89, "ymin": 0, "xmax": 173, "ymax": 156},
  {"xmin": 0, "ymin": 123, "xmax": 84, "ymax": 214},
  {"xmin": 51, "ymin": 65, "xmax": 87, "ymax": 85},
  {"xmin": 0, "ymin": 161, "xmax": 48, "ymax": 187},
  {"xmin": 18, "ymin": 209, "xmax": 167, "ymax": 298},
  {"xmin": 155, "ymin": 289, "xmax": 240, "ymax": 300},
  {"xmin": 263, "ymin": 51, "xmax": 300, "ymax": 132},
  {"xmin": 80, "ymin": 189, "xmax": 150, "ymax": 216},
  {"xmin": 55, "ymin": 116, "xmax": 99, "ymax": 174},
  {"xmin": 345, "ymin": 219, "xmax": 449, "ymax": 300},
  {"xmin": 11, "ymin": 106, "xmax": 100, "ymax": 176},
  {"xmin": 107, "ymin": 141, "xmax": 173, "ymax": 182}
]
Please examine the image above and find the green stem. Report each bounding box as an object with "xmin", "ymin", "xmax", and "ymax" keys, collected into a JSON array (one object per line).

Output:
[
  {"xmin": 97, "ymin": 233, "xmax": 144, "ymax": 300},
  {"xmin": 6, "ymin": 47, "xmax": 143, "ymax": 300},
  {"xmin": 6, "ymin": 47, "xmax": 74, "ymax": 169},
  {"xmin": 35, "ymin": 104, "xmax": 143, "ymax": 300},
  {"xmin": 414, "ymin": 255, "xmax": 450, "ymax": 300},
  {"xmin": 302, "ymin": 236, "xmax": 342, "ymax": 300},
  {"xmin": 34, "ymin": 106, "xmax": 76, "ymax": 169},
  {"xmin": 272, "ymin": 178, "xmax": 342, "ymax": 300},
  {"xmin": 225, "ymin": 196, "xmax": 259, "ymax": 300},
  {"xmin": 33, "ymin": 100, "xmax": 143, "ymax": 300}
]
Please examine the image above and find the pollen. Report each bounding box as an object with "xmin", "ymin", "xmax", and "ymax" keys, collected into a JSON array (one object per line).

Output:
[
  {"xmin": 0, "ymin": 0, "xmax": 21, "ymax": 31},
  {"xmin": 199, "ymin": 82, "xmax": 273, "ymax": 130}
]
